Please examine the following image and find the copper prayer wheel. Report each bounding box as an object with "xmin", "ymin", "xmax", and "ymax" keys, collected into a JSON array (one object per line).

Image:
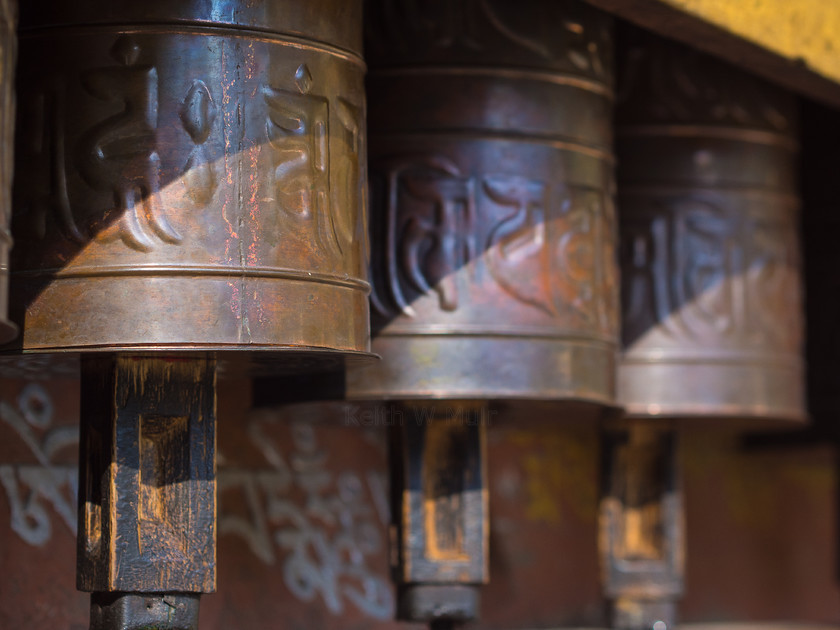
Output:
[
  {"xmin": 0, "ymin": 0, "xmax": 17, "ymax": 343},
  {"xmin": 349, "ymin": 0, "xmax": 618, "ymax": 406},
  {"xmin": 9, "ymin": 0, "xmax": 371, "ymax": 369},
  {"xmin": 10, "ymin": 2, "xmax": 368, "ymax": 630},
  {"xmin": 617, "ymin": 34, "xmax": 806, "ymax": 422}
]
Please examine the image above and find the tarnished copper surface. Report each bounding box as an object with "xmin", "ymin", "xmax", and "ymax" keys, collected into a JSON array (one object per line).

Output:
[
  {"xmin": 0, "ymin": 0, "xmax": 16, "ymax": 343},
  {"xmin": 7, "ymin": 0, "xmax": 371, "ymax": 367},
  {"xmin": 348, "ymin": 0, "xmax": 618, "ymax": 404},
  {"xmin": 617, "ymin": 33, "xmax": 805, "ymax": 421}
]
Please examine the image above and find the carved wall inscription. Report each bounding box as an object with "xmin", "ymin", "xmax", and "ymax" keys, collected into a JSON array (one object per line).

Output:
[
  {"xmin": 219, "ymin": 417, "xmax": 393, "ymax": 619},
  {"xmin": 0, "ymin": 384, "xmax": 78, "ymax": 546}
]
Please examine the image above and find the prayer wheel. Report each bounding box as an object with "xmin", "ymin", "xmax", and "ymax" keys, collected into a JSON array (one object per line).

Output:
[
  {"xmin": 10, "ymin": 0, "xmax": 371, "ymax": 368},
  {"xmin": 10, "ymin": 2, "xmax": 369, "ymax": 630},
  {"xmin": 0, "ymin": 0, "xmax": 16, "ymax": 343},
  {"xmin": 599, "ymin": 31, "xmax": 806, "ymax": 630},
  {"xmin": 350, "ymin": 0, "xmax": 619, "ymax": 405},
  {"xmin": 351, "ymin": 1, "xmax": 617, "ymax": 627},
  {"xmin": 617, "ymin": 33, "xmax": 805, "ymax": 422}
]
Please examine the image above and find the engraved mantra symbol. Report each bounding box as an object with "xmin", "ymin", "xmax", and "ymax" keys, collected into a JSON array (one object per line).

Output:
[
  {"xmin": 335, "ymin": 97, "xmax": 367, "ymax": 253},
  {"xmin": 622, "ymin": 198, "xmax": 799, "ymax": 346},
  {"xmin": 265, "ymin": 63, "xmax": 349, "ymax": 262},
  {"xmin": 375, "ymin": 157, "xmax": 476, "ymax": 314},
  {"xmin": 372, "ymin": 0, "xmax": 607, "ymax": 75},
  {"xmin": 404, "ymin": 0, "xmax": 550, "ymax": 56},
  {"xmin": 19, "ymin": 51, "xmax": 363, "ymax": 264},
  {"xmin": 16, "ymin": 82, "xmax": 83, "ymax": 242},
  {"xmin": 619, "ymin": 44, "xmax": 789, "ymax": 129},
  {"xmin": 77, "ymin": 35, "xmax": 182, "ymax": 252},
  {"xmin": 371, "ymin": 157, "xmax": 609, "ymax": 322},
  {"xmin": 180, "ymin": 79, "xmax": 218, "ymax": 206}
]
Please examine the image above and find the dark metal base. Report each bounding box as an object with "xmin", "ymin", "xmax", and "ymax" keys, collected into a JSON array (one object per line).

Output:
[
  {"xmin": 90, "ymin": 593, "xmax": 201, "ymax": 630},
  {"xmin": 398, "ymin": 584, "xmax": 480, "ymax": 624}
]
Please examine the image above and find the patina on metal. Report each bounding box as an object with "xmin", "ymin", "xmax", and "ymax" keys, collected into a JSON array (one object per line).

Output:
[
  {"xmin": 9, "ymin": 0, "xmax": 372, "ymax": 370},
  {"xmin": 349, "ymin": 0, "xmax": 618, "ymax": 405},
  {"xmin": 0, "ymin": 0, "xmax": 16, "ymax": 344},
  {"xmin": 600, "ymin": 421, "xmax": 683, "ymax": 630},
  {"xmin": 617, "ymin": 32, "xmax": 805, "ymax": 421}
]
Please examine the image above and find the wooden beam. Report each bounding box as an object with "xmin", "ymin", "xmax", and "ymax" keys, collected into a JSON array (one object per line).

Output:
[
  {"xmin": 586, "ymin": 0, "xmax": 840, "ymax": 108},
  {"xmin": 78, "ymin": 356, "xmax": 217, "ymax": 595}
]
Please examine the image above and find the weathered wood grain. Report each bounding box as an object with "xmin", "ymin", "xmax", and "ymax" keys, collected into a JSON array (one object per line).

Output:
[
  {"xmin": 398, "ymin": 409, "xmax": 488, "ymax": 585},
  {"xmin": 77, "ymin": 356, "xmax": 216, "ymax": 593}
]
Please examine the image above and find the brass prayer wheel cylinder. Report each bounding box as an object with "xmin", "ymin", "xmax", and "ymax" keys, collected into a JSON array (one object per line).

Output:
[
  {"xmin": 9, "ymin": 0, "xmax": 370, "ymax": 363},
  {"xmin": 617, "ymin": 35, "xmax": 805, "ymax": 421},
  {"xmin": 0, "ymin": 0, "xmax": 17, "ymax": 343},
  {"xmin": 349, "ymin": 0, "xmax": 619, "ymax": 403}
]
